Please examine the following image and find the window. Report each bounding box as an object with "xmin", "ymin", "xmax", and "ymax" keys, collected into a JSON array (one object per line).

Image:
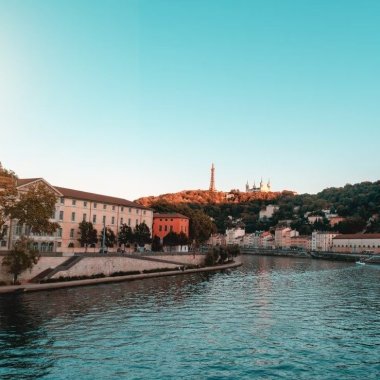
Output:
[
  {"xmin": 83, "ymin": 213, "xmax": 87, "ymax": 222},
  {"xmin": 57, "ymin": 228, "xmax": 62, "ymax": 237},
  {"xmin": 15, "ymin": 224, "xmax": 22, "ymax": 236},
  {"xmin": 120, "ymin": 218, "xmax": 124, "ymax": 224},
  {"xmin": 103, "ymin": 204, "xmax": 107, "ymax": 210},
  {"xmin": 128, "ymin": 218, "xmax": 131, "ymax": 226},
  {"xmin": 159, "ymin": 225, "xmax": 162, "ymax": 232},
  {"xmin": 84, "ymin": 201, "xmax": 87, "ymax": 207},
  {"xmin": 71, "ymin": 212, "xmax": 76, "ymax": 222},
  {"xmin": 60, "ymin": 197, "xmax": 64, "ymax": 204},
  {"xmin": 143, "ymin": 220, "xmax": 145, "ymax": 224},
  {"xmin": 136, "ymin": 219, "xmax": 138, "ymax": 226},
  {"xmin": 111, "ymin": 216, "xmax": 115, "ymax": 225},
  {"xmin": 72, "ymin": 199, "xmax": 76, "ymax": 206},
  {"xmin": 103, "ymin": 215, "xmax": 106, "ymax": 224},
  {"xmin": 112, "ymin": 205, "xmax": 115, "ymax": 211},
  {"xmin": 164, "ymin": 225, "xmax": 168, "ymax": 232},
  {"xmin": 121, "ymin": 207, "xmax": 124, "ymax": 212},
  {"xmin": 93, "ymin": 214, "xmax": 97, "ymax": 223},
  {"xmin": 143, "ymin": 210, "xmax": 146, "ymax": 215},
  {"xmin": 170, "ymin": 226, "xmax": 173, "ymax": 232},
  {"xmin": 51, "ymin": 209, "xmax": 56, "ymax": 219},
  {"xmin": 59, "ymin": 211, "xmax": 64, "ymax": 221},
  {"xmin": 70, "ymin": 228, "xmax": 74, "ymax": 238},
  {"xmin": 57, "ymin": 242, "xmax": 62, "ymax": 248},
  {"xmin": 1, "ymin": 240, "xmax": 6, "ymax": 247},
  {"xmin": 129, "ymin": 208, "xmax": 132, "ymax": 212},
  {"xmin": 94, "ymin": 203, "xmax": 97, "ymax": 208},
  {"xmin": 136, "ymin": 209, "xmax": 139, "ymax": 214}
]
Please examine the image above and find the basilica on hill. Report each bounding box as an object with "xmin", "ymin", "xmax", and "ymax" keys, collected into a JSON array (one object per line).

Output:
[{"xmin": 245, "ymin": 179, "xmax": 271, "ymax": 193}]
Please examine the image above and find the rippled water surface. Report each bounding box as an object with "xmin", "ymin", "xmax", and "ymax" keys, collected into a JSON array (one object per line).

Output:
[{"xmin": 1, "ymin": 256, "xmax": 379, "ymax": 379}]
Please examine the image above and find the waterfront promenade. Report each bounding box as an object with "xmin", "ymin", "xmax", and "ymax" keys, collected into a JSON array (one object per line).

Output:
[{"xmin": 0, "ymin": 260, "xmax": 241, "ymax": 294}]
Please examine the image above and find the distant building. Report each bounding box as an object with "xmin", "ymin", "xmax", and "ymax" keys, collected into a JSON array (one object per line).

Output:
[
  {"xmin": 332, "ymin": 234, "xmax": 380, "ymax": 254},
  {"xmin": 152, "ymin": 213, "xmax": 189, "ymax": 242},
  {"xmin": 275, "ymin": 227, "xmax": 299, "ymax": 248},
  {"xmin": 311, "ymin": 231, "xmax": 337, "ymax": 251},
  {"xmin": 259, "ymin": 204, "xmax": 279, "ymax": 220},
  {"xmin": 207, "ymin": 233, "xmax": 226, "ymax": 246},
  {"xmin": 290, "ymin": 235, "xmax": 312, "ymax": 250},
  {"xmin": 246, "ymin": 178, "xmax": 271, "ymax": 193},
  {"xmin": 226, "ymin": 227, "xmax": 245, "ymax": 245}
]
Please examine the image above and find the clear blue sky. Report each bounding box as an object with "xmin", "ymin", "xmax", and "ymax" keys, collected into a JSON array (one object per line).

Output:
[{"xmin": 1, "ymin": 0, "xmax": 379, "ymax": 200}]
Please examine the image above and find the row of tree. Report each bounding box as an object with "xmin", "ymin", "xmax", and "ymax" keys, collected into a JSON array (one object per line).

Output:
[{"xmin": 77, "ymin": 221, "xmax": 152, "ymax": 251}]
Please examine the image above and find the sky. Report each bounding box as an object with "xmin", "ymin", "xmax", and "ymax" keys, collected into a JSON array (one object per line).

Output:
[{"xmin": 1, "ymin": 0, "xmax": 379, "ymax": 200}]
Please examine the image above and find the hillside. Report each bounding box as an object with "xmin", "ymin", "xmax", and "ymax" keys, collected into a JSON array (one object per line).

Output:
[
  {"xmin": 136, "ymin": 181, "xmax": 380, "ymax": 235},
  {"xmin": 136, "ymin": 189, "xmax": 293, "ymax": 207}
]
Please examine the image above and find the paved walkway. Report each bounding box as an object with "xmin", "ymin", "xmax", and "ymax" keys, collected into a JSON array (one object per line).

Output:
[{"xmin": 0, "ymin": 261, "xmax": 242, "ymax": 294}]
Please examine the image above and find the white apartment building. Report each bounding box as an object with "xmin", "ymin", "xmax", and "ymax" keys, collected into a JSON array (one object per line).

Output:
[
  {"xmin": 259, "ymin": 205, "xmax": 279, "ymax": 220},
  {"xmin": 0, "ymin": 178, "xmax": 153, "ymax": 253},
  {"xmin": 311, "ymin": 231, "xmax": 337, "ymax": 252}
]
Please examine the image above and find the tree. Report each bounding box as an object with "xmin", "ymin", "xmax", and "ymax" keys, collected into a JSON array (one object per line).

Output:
[
  {"xmin": 78, "ymin": 221, "xmax": 98, "ymax": 251},
  {"xmin": 118, "ymin": 223, "xmax": 133, "ymax": 251},
  {"xmin": 0, "ymin": 163, "xmax": 18, "ymax": 241},
  {"xmin": 133, "ymin": 222, "xmax": 151, "ymax": 247},
  {"xmin": 2, "ymin": 237, "xmax": 40, "ymax": 284},
  {"xmin": 163, "ymin": 231, "xmax": 180, "ymax": 251},
  {"xmin": 7, "ymin": 182, "xmax": 59, "ymax": 236},
  {"xmin": 151, "ymin": 235, "xmax": 162, "ymax": 252},
  {"xmin": 178, "ymin": 232, "xmax": 189, "ymax": 247},
  {"xmin": 333, "ymin": 217, "xmax": 366, "ymax": 234},
  {"xmin": 189, "ymin": 209, "xmax": 216, "ymax": 246},
  {"xmin": 99, "ymin": 227, "xmax": 116, "ymax": 248}
]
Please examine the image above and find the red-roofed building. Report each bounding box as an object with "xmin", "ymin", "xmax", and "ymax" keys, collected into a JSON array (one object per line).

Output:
[
  {"xmin": 152, "ymin": 213, "xmax": 189, "ymax": 241},
  {"xmin": 332, "ymin": 234, "xmax": 380, "ymax": 254},
  {"xmin": 1, "ymin": 178, "xmax": 153, "ymax": 253}
]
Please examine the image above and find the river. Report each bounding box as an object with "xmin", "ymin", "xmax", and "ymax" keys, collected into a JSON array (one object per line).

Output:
[{"xmin": 0, "ymin": 255, "xmax": 379, "ymax": 379}]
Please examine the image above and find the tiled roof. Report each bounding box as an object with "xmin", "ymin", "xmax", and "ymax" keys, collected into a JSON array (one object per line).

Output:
[
  {"xmin": 55, "ymin": 186, "xmax": 151, "ymax": 210},
  {"xmin": 153, "ymin": 213, "xmax": 189, "ymax": 219},
  {"xmin": 333, "ymin": 234, "xmax": 380, "ymax": 240},
  {"xmin": 16, "ymin": 178, "xmax": 150, "ymax": 210},
  {"xmin": 17, "ymin": 178, "xmax": 42, "ymax": 186}
]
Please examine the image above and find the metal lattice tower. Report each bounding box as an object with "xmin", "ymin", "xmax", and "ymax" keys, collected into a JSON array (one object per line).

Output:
[{"xmin": 209, "ymin": 163, "xmax": 215, "ymax": 192}]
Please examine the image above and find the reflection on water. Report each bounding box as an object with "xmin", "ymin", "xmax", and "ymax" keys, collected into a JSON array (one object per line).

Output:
[{"xmin": 1, "ymin": 256, "xmax": 379, "ymax": 379}]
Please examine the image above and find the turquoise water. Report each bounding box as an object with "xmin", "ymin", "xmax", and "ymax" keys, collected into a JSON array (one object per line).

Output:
[{"xmin": 0, "ymin": 256, "xmax": 379, "ymax": 379}]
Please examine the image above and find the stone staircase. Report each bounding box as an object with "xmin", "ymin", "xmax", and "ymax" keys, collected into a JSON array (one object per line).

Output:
[{"xmin": 30, "ymin": 255, "xmax": 83, "ymax": 283}]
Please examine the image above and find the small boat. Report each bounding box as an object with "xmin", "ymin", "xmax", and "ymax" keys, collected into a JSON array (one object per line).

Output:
[{"xmin": 356, "ymin": 260, "xmax": 366, "ymax": 265}]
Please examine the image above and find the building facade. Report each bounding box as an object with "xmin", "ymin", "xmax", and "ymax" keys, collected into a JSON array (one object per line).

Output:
[
  {"xmin": 332, "ymin": 234, "xmax": 380, "ymax": 254},
  {"xmin": 311, "ymin": 231, "xmax": 337, "ymax": 252},
  {"xmin": 275, "ymin": 227, "xmax": 299, "ymax": 248},
  {"xmin": 0, "ymin": 178, "xmax": 153, "ymax": 253},
  {"xmin": 152, "ymin": 213, "xmax": 189, "ymax": 242}
]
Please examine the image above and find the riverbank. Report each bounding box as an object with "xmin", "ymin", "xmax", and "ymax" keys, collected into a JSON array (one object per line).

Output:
[
  {"xmin": 241, "ymin": 248, "xmax": 374, "ymax": 262},
  {"xmin": 241, "ymin": 248, "xmax": 311, "ymax": 258},
  {"xmin": 0, "ymin": 260, "xmax": 242, "ymax": 294}
]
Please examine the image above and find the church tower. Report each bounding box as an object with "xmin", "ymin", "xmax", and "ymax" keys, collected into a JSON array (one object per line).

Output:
[{"xmin": 209, "ymin": 163, "xmax": 216, "ymax": 192}]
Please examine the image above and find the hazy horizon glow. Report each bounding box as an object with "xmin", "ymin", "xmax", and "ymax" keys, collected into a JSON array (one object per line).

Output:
[{"xmin": 1, "ymin": 0, "xmax": 379, "ymax": 200}]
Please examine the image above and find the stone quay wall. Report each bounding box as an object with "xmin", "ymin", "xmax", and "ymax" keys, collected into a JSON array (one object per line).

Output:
[{"xmin": 0, "ymin": 252, "xmax": 205, "ymax": 284}]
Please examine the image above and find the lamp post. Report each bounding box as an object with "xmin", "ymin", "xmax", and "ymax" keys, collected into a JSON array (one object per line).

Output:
[{"xmin": 101, "ymin": 221, "xmax": 106, "ymax": 254}]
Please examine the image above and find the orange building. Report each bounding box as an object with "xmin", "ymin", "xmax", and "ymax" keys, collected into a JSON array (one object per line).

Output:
[{"xmin": 152, "ymin": 213, "xmax": 189, "ymax": 241}]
